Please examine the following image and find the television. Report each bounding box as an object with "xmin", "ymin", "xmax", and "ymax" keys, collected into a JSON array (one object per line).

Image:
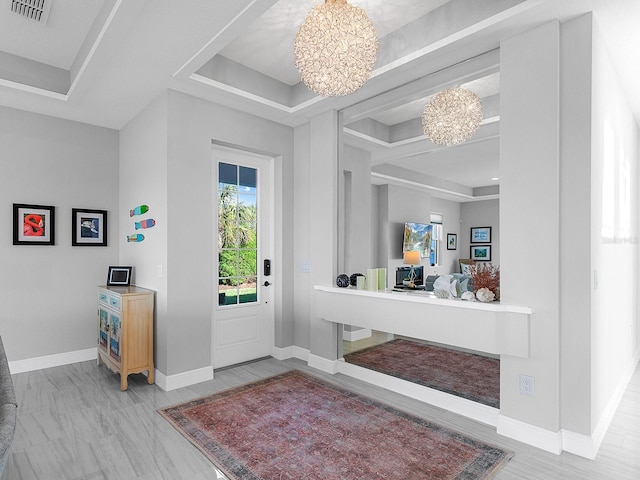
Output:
[
  {"xmin": 402, "ymin": 222, "xmax": 432, "ymax": 258},
  {"xmin": 396, "ymin": 266, "xmax": 424, "ymax": 287}
]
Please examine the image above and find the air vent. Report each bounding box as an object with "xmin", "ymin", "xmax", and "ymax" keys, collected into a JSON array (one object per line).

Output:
[{"xmin": 9, "ymin": 0, "xmax": 51, "ymax": 23}]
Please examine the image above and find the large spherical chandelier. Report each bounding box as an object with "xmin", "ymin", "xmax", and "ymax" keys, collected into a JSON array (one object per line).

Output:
[
  {"xmin": 294, "ymin": 0, "xmax": 378, "ymax": 97},
  {"xmin": 421, "ymin": 87, "xmax": 483, "ymax": 146}
]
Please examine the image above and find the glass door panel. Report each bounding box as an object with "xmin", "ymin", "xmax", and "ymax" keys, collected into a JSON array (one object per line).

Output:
[{"xmin": 217, "ymin": 162, "xmax": 258, "ymax": 307}]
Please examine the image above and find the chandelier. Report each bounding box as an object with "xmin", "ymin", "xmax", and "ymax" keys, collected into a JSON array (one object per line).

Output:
[
  {"xmin": 421, "ymin": 87, "xmax": 483, "ymax": 146},
  {"xmin": 294, "ymin": 0, "xmax": 378, "ymax": 97}
]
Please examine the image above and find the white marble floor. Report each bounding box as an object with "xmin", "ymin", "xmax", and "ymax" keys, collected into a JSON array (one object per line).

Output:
[{"xmin": 2, "ymin": 356, "xmax": 639, "ymax": 479}]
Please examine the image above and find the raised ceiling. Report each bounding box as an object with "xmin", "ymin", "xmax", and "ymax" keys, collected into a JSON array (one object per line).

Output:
[
  {"xmin": 219, "ymin": 0, "xmax": 452, "ymax": 87},
  {"xmin": 0, "ymin": 0, "xmax": 638, "ymax": 199}
]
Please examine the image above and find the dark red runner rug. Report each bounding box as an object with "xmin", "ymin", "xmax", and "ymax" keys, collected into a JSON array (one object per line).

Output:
[
  {"xmin": 159, "ymin": 370, "xmax": 511, "ymax": 480},
  {"xmin": 344, "ymin": 339, "xmax": 500, "ymax": 408}
]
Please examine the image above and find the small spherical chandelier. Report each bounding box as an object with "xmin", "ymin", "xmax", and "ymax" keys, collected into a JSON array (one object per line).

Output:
[
  {"xmin": 294, "ymin": 0, "xmax": 379, "ymax": 97},
  {"xmin": 421, "ymin": 87, "xmax": 483, "ymax": 146}
]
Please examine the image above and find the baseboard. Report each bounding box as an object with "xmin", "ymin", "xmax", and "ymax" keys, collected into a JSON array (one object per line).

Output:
[
  {"xmin": 308, "ymin": 353, "xmax": 340, "ymax": 374},
  {"xmin": 155, "ymin": 366, "xmax": 214, "ymax": 392},
  {"xmin": 271, "ymin": 345, "xmax": 309, "ymax": 362},
  {"xmin": 271, "ymin": 345, "xmax": 293, "ymax": 361},
  {"xmin": 338, "ymin": 360, "xmax": 499, "ymax": 426},
  {"xmin": 497, "ymin": 415, "xmax": 562, "ymax": 455},
  {"xmin": 561, "ymin": 430, "xmax": 597, "ymax": 460},
  {"xmin": 562, "ymin": 349, "xmax": 640, "ymax": 459},
  {"xmin": 343, "ymin": 328, "xmax": 372, "ymax": 342},
  {"xmin": 8, "ymin": 347, "xmax": 97, "ymax": 374}
]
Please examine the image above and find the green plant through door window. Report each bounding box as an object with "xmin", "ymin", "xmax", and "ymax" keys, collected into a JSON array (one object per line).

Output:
[{"xmin": 218, "ymin": 162, "xmax": 258, "ymax": 306}]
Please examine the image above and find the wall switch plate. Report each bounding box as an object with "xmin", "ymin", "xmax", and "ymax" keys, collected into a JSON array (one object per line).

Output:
[
  {"xmin": 301, "ymin": 261, "xmax": 311, "ymax": 273},
  {"xmin": 156, "ymin": 264, "xmax": 163, "ymax": 278},
  {"xmin": 519, "ymin": 374, "xmax": 535, "ymax": 396}
]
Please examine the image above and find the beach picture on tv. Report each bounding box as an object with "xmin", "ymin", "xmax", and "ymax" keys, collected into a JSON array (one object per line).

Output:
[{"xmin": 403, "ymin": 222, "xmax": 432, "ymax": 258}]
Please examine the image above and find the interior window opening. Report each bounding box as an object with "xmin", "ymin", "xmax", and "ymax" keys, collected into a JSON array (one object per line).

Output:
[{"xmin": 430, "ymin": 213, "xmax": 443, "ymax": 266}]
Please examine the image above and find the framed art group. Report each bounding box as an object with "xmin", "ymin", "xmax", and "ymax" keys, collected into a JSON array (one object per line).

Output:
[
  {"xmin": 470, "ymin": 226, "xmax": 492, "ymax": 261},
  {"xmin": 13, "ymin": 203, "xmax": 55, "ymax": 245},
  {"xmin": 72, "ymin": 208, "xmax": 108, "ymax": 246},
  {"xmin": 13, "ymin": 203, "xmax": 108, "ymax": 247}
]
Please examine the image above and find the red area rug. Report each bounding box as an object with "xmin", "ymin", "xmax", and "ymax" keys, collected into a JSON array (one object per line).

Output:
[
  {"xmin": 159, "ymin": 370, "xmax": 511, "ymax": 480},
  {"xmin": 344, "ymin": 339, "xmax": 500, "ymax": 408}
]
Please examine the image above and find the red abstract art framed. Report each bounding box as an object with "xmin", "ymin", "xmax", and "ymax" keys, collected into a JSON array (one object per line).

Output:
[{"xmin": 13, "ymin": 203, "xmax": 55, "ymax": 246}]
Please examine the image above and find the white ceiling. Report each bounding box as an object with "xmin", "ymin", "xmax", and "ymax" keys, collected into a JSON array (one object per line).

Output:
[
  {"xmin": 219, "ymin": 0, "xmax": 451, "ymax": 86},
  {"xmin": 0, "ymin": 0, "xmax": 638, "ymax": 199},
  {"xmin": 0, "ymin": 0, "xmax": 103, "ymax": 69}
]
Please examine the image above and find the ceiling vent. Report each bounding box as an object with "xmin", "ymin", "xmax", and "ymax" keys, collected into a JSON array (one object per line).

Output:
[{"xmin": 9, "ymin": 0, "xmax": 51, "ymax": 23}]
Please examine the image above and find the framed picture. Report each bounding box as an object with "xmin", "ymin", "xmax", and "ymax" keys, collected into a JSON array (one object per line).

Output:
[
  {"xmin": 107, "ymin": 266, "xmax": 132, "ymax": 286},
  {"xmin": 470, "ymin": 226, "xmax": 491, "ymax": 243},
  {"xmin": 470, "ymin": 245, "xmax": 491, "ymax": 261},
  {"xmin": 13, "ymin": 203, "xmax": 55, "ymax": 245},
  {"xmin": 402, "ymin": 222, "xmax": 432, "ymax": 258},
  {"xmin": 446, "ymin": 233, "xmax": 457, "ymax": 250},
  {"xmin": 72, "ymin": 208, "xmax": 108, "ymax": 246}
]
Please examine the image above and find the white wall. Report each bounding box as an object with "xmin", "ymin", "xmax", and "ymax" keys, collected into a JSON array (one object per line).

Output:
[
  {"xmin": 559, "ymin": 14, "xmax": 594, "ymax": 436},
  {"xmin": 370, "ymin": 185, "xmax": 464, "ymax": 283},
  {"xmin": 307, "ymin": 111, "xmax": 340, "ymax": 360},
  {"xmin": 340, "ymin": 144, "xmax": 372, "ymax": 276},
  {"xmin": 168, "ymin": 90, "xmax": 294, "ymax": 374},
  {"xmin": 119, "ymin": 90, "xmax": 294, "ymax": 376},
  {"xmin": 590, "ymin": 16, "xmax": 640, "ymax": 435},
  {"xmin": 292, "ymin": 111, "xmax": 340, "ymax": 358},
  {"xmin": 293, "ymin": 123, "xmax": 312, "ymax": 350},
  {"xmin": 119, "ymin": 92, "xmax": 169, "ymax": 372},
  {"xmin": 558, "ymin": 13, "xmax": 640, "ymax": 451},
  {"xmin": 500, "ymin": 16, "xmax": 640, "ymax": 457},
  {"xmin": 383, "ymin": 184, "xmax": 432, "ymax": 286},
  {"xmin": 460, "ymin": 199, "xmax": 499, "ymax": 266},
  {"xmin": 500, "ymin": 20, "xmax": 562, "ymax": 439},
  {"xmin": 372, "ymin": 184, "xmax": 388, "ymax": 270},
  {"xmin": 0, "ymin": 106, "xmax": 119, "ymax": 361}
]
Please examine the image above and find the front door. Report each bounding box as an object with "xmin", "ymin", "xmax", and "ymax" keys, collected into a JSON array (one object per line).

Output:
[{"xmin": 212, "ymin": 146, "xmax": 274, "ymax": 369}]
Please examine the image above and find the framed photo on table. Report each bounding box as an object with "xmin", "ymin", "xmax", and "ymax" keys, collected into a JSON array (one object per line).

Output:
[
  {"xmin": 72, "ymin": 208, "xmax": 108, "ymax": 246},
  {"xmin": 470, "ymin": 226, "xmax": 491, "ymax": 243},
  {"xmin": 107, "ymin": 266, "xmax": 132, "ymax": 286},
  {"xmin": 13, "ymin": 203, "xmax": 55, "ymax": 245}
]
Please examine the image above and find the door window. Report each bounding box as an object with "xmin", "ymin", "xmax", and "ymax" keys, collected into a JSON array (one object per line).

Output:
[{"xmin": 218, "ymin": 162, "xmax": 258, "ymax": 306}]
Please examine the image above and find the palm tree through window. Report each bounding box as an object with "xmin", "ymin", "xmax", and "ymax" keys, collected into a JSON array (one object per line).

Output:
[{"xmin": 218, "ymin": 162, "xmax": 258, "ymax": 306}]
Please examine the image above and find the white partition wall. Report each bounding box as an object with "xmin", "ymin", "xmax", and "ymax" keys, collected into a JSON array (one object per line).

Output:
[
  {"xmin": 498, "ymin": 20, "xmax": 562, "ymax": 451},
  {"xmin": 499, "ymin": 15, "xmax": 640, "ymax": 458}
]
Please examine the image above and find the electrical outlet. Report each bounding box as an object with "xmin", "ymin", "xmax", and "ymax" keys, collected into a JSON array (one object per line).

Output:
[{"xmin": 519, "ymin": 374, "xmax": 535, "ymax": 396}]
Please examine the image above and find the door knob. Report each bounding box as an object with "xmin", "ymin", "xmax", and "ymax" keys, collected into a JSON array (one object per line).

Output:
[{"xmin": 263, "ymin": 281, "xmax": 271, "ymax": 287}]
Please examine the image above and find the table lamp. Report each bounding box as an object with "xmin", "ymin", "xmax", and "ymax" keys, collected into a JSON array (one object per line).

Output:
[{"xmin": 403, "ymin": 250, "xmax": 421, "ymax": 288}]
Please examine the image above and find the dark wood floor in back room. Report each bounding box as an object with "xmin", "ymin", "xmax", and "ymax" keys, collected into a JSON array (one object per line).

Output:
[{"xmin": 2, "ymin": 356, "xmax": 639, "ymax": 479}]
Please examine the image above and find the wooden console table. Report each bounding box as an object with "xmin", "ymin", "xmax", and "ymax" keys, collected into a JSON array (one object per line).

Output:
[{"xmin": 97, "ymin": 285, "xmax": 155, "ymax": 390}]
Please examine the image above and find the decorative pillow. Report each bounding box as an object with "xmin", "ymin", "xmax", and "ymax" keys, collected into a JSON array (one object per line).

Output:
[{"xmin": 460, "ymin": 262, "xmax": 472, "ymax": 275}]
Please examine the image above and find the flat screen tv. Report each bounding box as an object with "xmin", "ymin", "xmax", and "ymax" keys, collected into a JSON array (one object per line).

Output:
[{"xmin": 403, "ymin": 222, "xmax": 432, "ymax": 258}]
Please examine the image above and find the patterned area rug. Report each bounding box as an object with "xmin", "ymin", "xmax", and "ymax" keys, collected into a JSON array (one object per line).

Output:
[
  {"xmin": 344, "ymin": 339, "xmax": 500, "ymax": 408},
  {"xmin": 159, "ymin": 370, "xmax": 512, "ymax": 480}
]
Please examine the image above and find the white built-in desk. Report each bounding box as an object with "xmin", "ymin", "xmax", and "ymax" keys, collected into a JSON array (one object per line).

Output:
[{"xmin": 315, "ymin": 286, "xmax": 532, "ymax": 358}]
